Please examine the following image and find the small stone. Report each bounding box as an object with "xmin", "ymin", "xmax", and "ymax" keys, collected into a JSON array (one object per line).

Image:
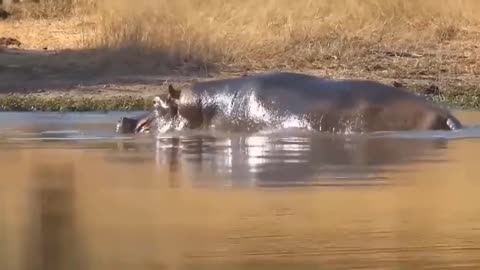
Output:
[
  {"xmin": 423, "ymin": 84, "xmax": 441, "ymax": 96},
  {"xmin": 0, "ymin": 37, "xmax": 21, "ymax": 47},
  {"xmin": 0, "ymin": 8, "xmax": 11, "ymax": 20},
  {"xmin": 372, "ymin": 64, "xmax": 385, "ymax": 71},
  {"xmin": 392, "ymin": 81, "xmax": 404, "ymax": 88}
]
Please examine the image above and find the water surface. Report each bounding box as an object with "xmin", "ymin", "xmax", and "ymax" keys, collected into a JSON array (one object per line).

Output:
[{"xmin": 1, "ymin": 110, "xmax": 480, "ymax": 270}]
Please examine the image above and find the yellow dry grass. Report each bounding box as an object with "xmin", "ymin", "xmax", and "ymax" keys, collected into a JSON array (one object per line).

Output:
[
  {"xmin": 1, "ymin": 0, "xmax": 480, "ymax": 93},
  {"xmin": 6, "ymin": 0, "xmax": 96, "ymax": 19},
  {"xmin": 3, "ymin": 0, "xmax": 480, "ymax": 68},
  {"xmin": 86, "ymin": 0, "xmax": 480, "ymax": 69}
]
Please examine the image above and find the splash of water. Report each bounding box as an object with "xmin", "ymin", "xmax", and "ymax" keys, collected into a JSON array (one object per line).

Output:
[{"xmin": 151, "ymin": 90, "xmax": 373, "ymax": 135}]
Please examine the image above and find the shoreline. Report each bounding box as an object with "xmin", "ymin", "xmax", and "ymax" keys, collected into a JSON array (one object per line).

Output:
[
  {"xmin": 0, "ymin": 82, "xmax": 477, "ymax": 112},
  {"xmin": 1, "ymin": 44, "xmax": 479, "ymax": 112},
  {"xmin": 0, "ymin": 94, "xmax": 152, "ymax": 112}
]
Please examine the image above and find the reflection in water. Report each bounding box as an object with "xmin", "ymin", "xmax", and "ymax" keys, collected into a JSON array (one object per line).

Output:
[
  {"xmin": 147, "ymin": 132, "xmax": 449, "ymax": 188},
  {"xmin": 23, "ymin": 162, "xmax": 87, "ymax": 270},
  {"xmin": 1, "ymin": 111, "xmax": 480, "ymax": 269}
]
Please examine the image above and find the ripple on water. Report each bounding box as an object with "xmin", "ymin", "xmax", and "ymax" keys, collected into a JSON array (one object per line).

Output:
[
  {"xmin": 1, "ymin": 111, "xmax": 480, "ymax": 187},
  {"xmin": 2, "ymin": 111, "xmax": 480, "ymax": 269}
]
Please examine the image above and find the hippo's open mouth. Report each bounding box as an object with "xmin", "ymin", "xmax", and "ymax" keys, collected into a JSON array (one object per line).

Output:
[
  {"xmin": 116, "ymin": 117, "xmax": 138, "ymax": 134},
  {"xmin": 116, "ymin": 116, "xmax": 152, "ymax": 134}
]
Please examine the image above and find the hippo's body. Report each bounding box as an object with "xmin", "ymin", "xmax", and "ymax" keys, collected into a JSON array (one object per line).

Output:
[{"xmin": 116, "ymin": 72, "xmax": 463, "ymax": 134}]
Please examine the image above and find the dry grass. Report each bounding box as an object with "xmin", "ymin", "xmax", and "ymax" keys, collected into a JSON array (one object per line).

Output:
[
  {"xmin": 84, "ymin": 0, "xmax": 480, "ymax": 70},
  {"xmin": 6, "ymin": 0, "xmax": 96, "ymax": 19},
  {"xmin": 2, "ymin": 0, "xmax": 480, "ymax": 107},
  {"xmin": 7, "ymin": 0, "xmax": 480, "ymax": 68},
  {"xmin": 2, "ymin": 0, "xmax": 480, "ymax": 70}
]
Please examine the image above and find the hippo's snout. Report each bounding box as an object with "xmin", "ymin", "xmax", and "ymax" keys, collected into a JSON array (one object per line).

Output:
[
  {"xmin": 116, "ymin": 117, "xmax": 140, "ymax": 134},
  {"xmin": 446, "ymin": 117, "xmax": 463, "ymax": 131}
]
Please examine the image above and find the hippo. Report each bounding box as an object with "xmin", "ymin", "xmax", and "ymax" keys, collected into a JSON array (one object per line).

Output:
[
  {"xmin": 115, "ymin": 95, "xmax": 175, "ymax": 134},
  {"xmin": 116, "ymin": 72, "xmax": 463, "ymax": 134}
]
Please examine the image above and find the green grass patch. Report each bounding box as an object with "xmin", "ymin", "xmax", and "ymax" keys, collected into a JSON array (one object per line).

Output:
[
  {"xmin": 411, "ymin": 86, "xmax": 480, "ymax": 110},
  {"xmin": 0, "ymin": 90, "xmax": 480, "ymax": 112},
  {"xmin": 0, "ymin": 95, "xmax": 153, "ymax": 112}
]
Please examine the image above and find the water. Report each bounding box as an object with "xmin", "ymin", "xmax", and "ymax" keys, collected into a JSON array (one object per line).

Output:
[{"xmin": 1, "ymin": 110, "xmax": 480, "ymax": 269}]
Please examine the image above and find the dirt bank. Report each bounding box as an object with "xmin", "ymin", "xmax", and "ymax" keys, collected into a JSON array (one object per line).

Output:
[{"xmin": 1, "ymin": 45, "xmax": 479, "ymax": 111}]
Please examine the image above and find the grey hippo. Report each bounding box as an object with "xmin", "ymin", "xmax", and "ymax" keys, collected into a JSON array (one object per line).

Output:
[{"xmin": 116, "ymin": 72, "xmax": 463, "ymax": 134}]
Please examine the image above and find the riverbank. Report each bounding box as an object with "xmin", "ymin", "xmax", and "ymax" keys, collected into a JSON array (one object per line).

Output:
[
  {"xmin": 0, "ymin": 44, "xmax": 479, "ymax": 111},
  {"xmin": 1, "ymin": 90, "xmax": 477, "ymax": 112},
  {"xmin": 1, "ymin": 77, "xmax": 478, "ymax": 112},
  {"xmin": 1, "ymin": 0, "xmax": 480, "ymax": 111}
]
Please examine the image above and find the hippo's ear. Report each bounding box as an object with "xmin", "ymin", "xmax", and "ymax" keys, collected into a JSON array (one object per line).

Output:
[
  {"xmin": 153, "ymin": 96, "xmax": 169, "ymax": 109},
  {"xmin": 168, "ymin": 84, "xmax": 181, "ymax": 100}
]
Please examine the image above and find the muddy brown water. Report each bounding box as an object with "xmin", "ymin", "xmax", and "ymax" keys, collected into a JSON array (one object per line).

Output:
[{"xmin": 1, "ymin": 110, "xmax": 480, "ymax": 270}]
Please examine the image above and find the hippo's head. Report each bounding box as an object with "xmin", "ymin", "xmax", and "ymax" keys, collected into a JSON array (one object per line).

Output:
[
  {"xmin": 115, "ymin": 85, "xmax": 183, "ymax": 134},
  {"xmin": 152, "ymin": 84, "xmax": 181, "ymax": 117}
]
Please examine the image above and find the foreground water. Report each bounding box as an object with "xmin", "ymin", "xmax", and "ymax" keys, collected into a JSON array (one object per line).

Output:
[{"xmin": 1, "ymin": 110, "xmax": 480, "ymax": 270}]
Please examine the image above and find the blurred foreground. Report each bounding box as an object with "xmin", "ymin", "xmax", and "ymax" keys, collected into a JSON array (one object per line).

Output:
[{"xmin": 1, "ymin": 111, "xmax": 480, "ymax": 269}]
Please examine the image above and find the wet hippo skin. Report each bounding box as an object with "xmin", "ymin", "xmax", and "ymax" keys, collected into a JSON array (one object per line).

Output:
[
  {"xmin": 117, "ymin": 72, "xmax": 463, "ymax": 134},
  {"xmin": 116, "ymin": 111, "xmax": 156, "ymax": 134}
]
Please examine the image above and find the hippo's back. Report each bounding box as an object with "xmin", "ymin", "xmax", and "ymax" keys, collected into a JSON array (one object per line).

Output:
[
  {"xmin": 190, "ymin": 72, "xmax": 426, "ymax": 114},
  {"xmin": 189, "ymin": 72, "xmax": 463, "ymax": 131}
]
